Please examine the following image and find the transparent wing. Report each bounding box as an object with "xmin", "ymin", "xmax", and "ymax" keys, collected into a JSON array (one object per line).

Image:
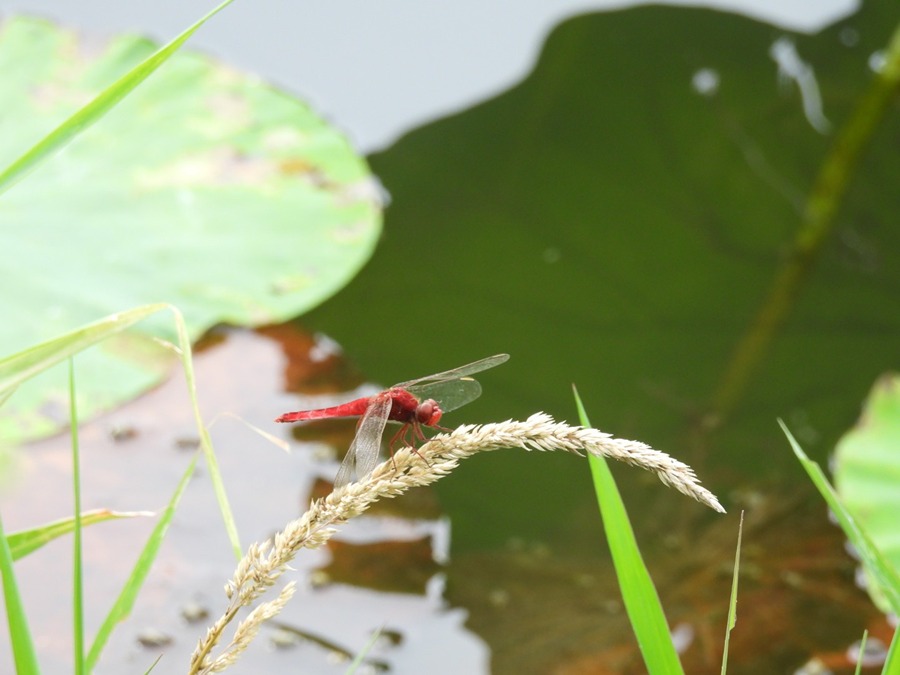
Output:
[
  {"xmin": 395, "ymin": 353, "xmax": 509, "ymax": 389},
  {"xmin": 333, "ymin": 394, "xmax": 391, "ymax": 487},
  {"xmin": 406, "ymin": 378, "xmax": 482, "ymax": 414}
]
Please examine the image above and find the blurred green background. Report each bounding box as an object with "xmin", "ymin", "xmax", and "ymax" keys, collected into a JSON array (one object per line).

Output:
[{"xmin": 303, "ymin": 2, "xmax": 900, "ymax": 550}]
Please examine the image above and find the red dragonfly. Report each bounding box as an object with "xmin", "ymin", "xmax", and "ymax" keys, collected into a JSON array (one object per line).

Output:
[{"xmin": 276, "ymin": 354, "xmax": 509, "ymax": 486}]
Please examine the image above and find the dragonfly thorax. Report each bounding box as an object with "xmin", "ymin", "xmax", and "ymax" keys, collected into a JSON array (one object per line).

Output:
[{"xmin": 416, "ymin": 399, "xmax": 442, "ymax": 426}]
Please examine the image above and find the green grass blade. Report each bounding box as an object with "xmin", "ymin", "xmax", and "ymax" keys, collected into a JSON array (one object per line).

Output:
[
  {"xmin": 168, "ymin": 305, "xmax": 241, "ymax": 559},
  {"xmin": 883, "ymin": 621, "xmax": 899, "ymax": 674},
  {"xmin": 8, "ymin": 510, "xmax": 153, "ymax": 560},
  {"xmin": 85, "ymin": 451, "xmax": 199, "ymax": 671},
  {"xmin": 0, "ymin": 511, "xmax": 40, "ymax": 674},
  {"xmin": 0, "ymin": 303, "xmax": 168, "ymax": 398},
  {"xmin": 69, "ymin": 359, "xmax": 85, "ymax": 674},
  {"xmin": 0, "ymin": 0, "xmax": 236, "ymax": 196},
  {"xmin": 720, "ymin": 511, "xmax": 743, "ymax": 675},
  {"xmin": 143, "ymin": 654, "xmax": 164, "ymax": 674},
  {"xmin": 344, "ymin": 627, "xmax": 383, "ymax": 674},
  {"xmin": 573, "ymin": 386, "xmax": 684, "ymax": 675},
  {"xmin": 853, "ymin": 630, "xmax": 867, "ymax": 675},
  {"xmin": 779, "ymin": 420, "xmax": 900, "ymax": 615}
]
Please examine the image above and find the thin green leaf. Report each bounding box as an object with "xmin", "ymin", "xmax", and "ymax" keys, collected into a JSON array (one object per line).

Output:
[
  {"xmin": 344, "ymin": 626, "xmax": 383, "ymax": 675},
  {"xmin": 0, "ymin": 302, "xmax": 168, "ymax": 398},
  {"xmin": 0, "ymin": 511, "xmax": 40, "ymax": 674},
  {"xmin": 143, "ymin": 654, "xmax": 164, "ymax": 674},
  {"xmin": 7, "ymin": 510, "xmax": 154, "ymax": 560},
  {"xmin": 779, "ymin": 420, "xmax": 900, "ymax": 615},
  {"xmin": 573, "ymin": 385, "xmax": 684, "ymax": 675},
  {"xmin": 853, "ymin": 629, "xmax": 867, "ymax": 675},
  {"xmin": 0, "ymin": 0, "xmax": 236, "ymax": 195},
  {"xmin": 720, "ymin": 511, "xmax": 743, "ymax": 675},
  {"xmin": 70, "ymin": 359, "xmax": 85, "ymax": 674},
  {"xmin": 883, "ymin": 621, "xmax": 899, "ymax": 674},
  {"xmin": 169, "ymin": 306, "xmax": 241, "ymax": 559},
  {"xmin": 85, "ymin": 451, "xmax": 199, "ymax": 671}
]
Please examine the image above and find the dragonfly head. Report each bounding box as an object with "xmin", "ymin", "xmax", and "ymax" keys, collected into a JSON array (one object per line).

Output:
[{"xmin": 416, "ymin": 399, "xmax": 443, "ymax": 426}]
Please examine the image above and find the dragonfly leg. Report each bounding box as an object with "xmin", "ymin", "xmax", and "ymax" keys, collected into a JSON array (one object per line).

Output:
[
  {"xmin": 386, "ymin": 423, "xmax": 410, "ymax": 472},
  {"xmin": 387, "ymin": 422, "xmax": 432, "ymax": 471},
  {"xmin": 407, "ymin": 422, "xmax": 432, "ymax": 468}
]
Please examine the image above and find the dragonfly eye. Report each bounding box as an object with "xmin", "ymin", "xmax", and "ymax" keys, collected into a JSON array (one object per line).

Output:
[{"xmin": 417, "ymin": 399, "xmax": 442, "ymax": 426}]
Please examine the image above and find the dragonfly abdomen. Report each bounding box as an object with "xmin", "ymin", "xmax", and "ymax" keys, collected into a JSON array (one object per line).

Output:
[{"xmin": 274, "ymin": 396, "xmax": 371, "ymax": 423}]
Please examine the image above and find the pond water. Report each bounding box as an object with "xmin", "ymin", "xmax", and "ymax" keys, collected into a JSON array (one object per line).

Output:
[{"xmin": 1, "ymin": 320, "xmax": 890, "ymax": 673}]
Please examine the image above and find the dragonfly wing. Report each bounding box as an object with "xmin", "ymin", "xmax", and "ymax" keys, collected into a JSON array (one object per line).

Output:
[
  {"xmin": 332, "ymin": 442, "xmax": 357, "ymax": 488},
  {"xmin": 406, "ymin": 378, "xmax": 483, "ymax": 414},
  {"xmin": 334, "ymin": 394, "xmax": 391, "ymax": 486},
  {"xmin": 394, "ymin": 354, "xmax": 509, "ymax": 389}
]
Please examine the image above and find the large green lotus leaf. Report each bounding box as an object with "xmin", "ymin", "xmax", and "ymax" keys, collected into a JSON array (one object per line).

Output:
[
  {"xmin": 834, "ymin": 373, "xmax": 900, "ymax": 611},
  {"xmin": 301, "ymin": 1, "xmax": 900, "ymax": 543},
  {"xmin": 0, "ymin": 17, "xmax": 381, "ymax": 443}
]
